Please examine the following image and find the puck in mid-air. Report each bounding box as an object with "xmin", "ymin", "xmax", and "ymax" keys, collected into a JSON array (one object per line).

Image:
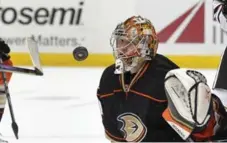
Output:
[{"xmin": 73, "ymin": 46, "xmax": 88, "ymax": 61}]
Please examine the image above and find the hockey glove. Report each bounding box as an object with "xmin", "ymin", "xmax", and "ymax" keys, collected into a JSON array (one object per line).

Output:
[{"xmin": 0, "ymin": 39, "xmax": 10, "ymax": 61}]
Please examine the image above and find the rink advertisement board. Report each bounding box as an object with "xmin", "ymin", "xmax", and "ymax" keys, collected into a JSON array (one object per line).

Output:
[{"xmin": 0, "ymin": 0, "xmax": 226, "ymax": 68}]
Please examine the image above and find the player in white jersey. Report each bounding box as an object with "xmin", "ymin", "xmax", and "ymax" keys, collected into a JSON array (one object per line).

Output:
[{"xmin": 213, "ymin": 0, "xmax": 227, "ymax": 30}]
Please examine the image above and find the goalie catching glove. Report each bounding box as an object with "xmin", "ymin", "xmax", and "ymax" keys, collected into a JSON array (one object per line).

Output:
[{"xmin": 163, "ymin": 69, "xmax": 227, "ymax": 141}]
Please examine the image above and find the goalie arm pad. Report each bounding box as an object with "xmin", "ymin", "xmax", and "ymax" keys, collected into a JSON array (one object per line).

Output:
[{"xmin": 163, "ymin": 69, "xmax": 214, "ymax": 140}]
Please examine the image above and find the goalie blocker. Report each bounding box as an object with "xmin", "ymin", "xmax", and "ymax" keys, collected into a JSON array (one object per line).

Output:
[{"xmin": 163, "ymin": 69, "xmax": 227, "ymax": 142}]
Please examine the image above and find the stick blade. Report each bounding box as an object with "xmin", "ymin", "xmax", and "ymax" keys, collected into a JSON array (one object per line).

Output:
[
  {"xmin": 12, "ymin": 122, "xmax": 19, "ymax": 139},
  {"xmin": 26, "ymin": 36, "xmax": 43, "ymax": 75}
]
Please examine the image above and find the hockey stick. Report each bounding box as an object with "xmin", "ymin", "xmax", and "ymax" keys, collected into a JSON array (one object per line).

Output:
[
  {"xmin": 0, "ymin": 58, "xmax": 18, "ymax": 139},
  {"xmin": 0, "ymin": 37, "xmax": 43, "ymax": 76},
  {"xmin": 0, "ymin": 36, "xmax": 43, "ymax": 139},
  {"xmin": 0, "ymin": 65, "xmax": 43, "ymax": 76}
]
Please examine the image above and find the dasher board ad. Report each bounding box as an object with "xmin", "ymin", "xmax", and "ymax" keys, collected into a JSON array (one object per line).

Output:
[
  {"xmin": 0, "ymin": 0, "xmax": 135, "ymax": 53},
  {"xmin": 0, "ymin": 0, "xmax": 226, "ymax": 67},
  {"xmin": 136, "ymin": 0, "xmax": 227, "ymax": 55}
]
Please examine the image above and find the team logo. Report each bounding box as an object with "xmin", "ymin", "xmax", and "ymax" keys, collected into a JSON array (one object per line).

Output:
[{"xmin": 117, "ymin": 112, "xmax": 147, "ymax": 142}]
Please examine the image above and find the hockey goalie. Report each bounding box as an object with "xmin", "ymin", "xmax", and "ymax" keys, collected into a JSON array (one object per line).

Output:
[
  {"xmin": 163, "ymin": 69, "xmax": 227, "ymax": 142},
  {"xmin": 96, "ymin": 15, "xmax": 227, "ymax": 142}
]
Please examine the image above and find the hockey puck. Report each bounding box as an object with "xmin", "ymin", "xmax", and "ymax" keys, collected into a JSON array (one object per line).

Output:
[{"xmin": 73, "ymin": 46, "xmax": 88, "ymax": 61}]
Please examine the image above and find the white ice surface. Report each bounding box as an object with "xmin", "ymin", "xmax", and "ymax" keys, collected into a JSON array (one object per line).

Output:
[{"xmin": 0, "ymin": 67, "xmax": 223, "ymax": 143}]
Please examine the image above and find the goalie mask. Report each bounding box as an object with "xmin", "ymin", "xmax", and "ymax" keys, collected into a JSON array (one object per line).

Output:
[{"xmin": 110, "ymin": 16, "xmax": 159, "ymax": 74}]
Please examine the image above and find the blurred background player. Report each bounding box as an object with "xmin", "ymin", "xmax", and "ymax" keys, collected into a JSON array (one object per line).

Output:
[
  {"xmin": 96, "ymin": 15, "xmax": 227, "ymax": 142},
  {"xmin": 0, "ymin": 39, "xmax": 13, "ymax": 142},
  {"xmin": 213, "ymin": 0, "xmax": 227, "ymax": 31}
]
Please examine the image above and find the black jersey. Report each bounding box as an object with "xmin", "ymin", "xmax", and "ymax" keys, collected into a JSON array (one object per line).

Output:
[{"xmin": 97, "ymin": 54, "xmax": 184, "ymax": 142}]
